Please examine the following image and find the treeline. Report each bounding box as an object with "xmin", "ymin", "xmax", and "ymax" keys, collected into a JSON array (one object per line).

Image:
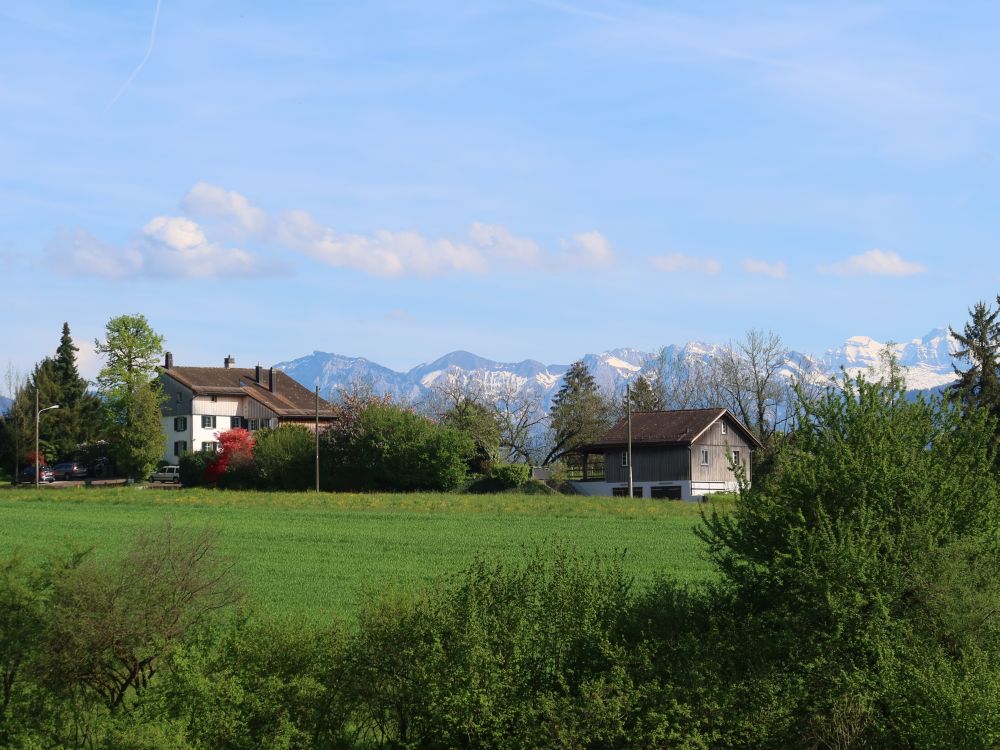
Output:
[{"xmin": 4, "ymin": 367, "xmax": 1000, "ymax": 748}]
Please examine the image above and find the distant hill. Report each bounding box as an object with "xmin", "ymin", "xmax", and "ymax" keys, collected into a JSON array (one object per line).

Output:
[
  {"xmin": 274, "ymin": 327, "xmax": 958, "ymax": 410},
  {"xmin": 0, "ymin": 395, "xmax": 11, "ymax": 414}
]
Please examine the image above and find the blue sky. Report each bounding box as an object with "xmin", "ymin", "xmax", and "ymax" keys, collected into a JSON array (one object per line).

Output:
[{"xmin": 3, "ymin": 1, "xmax": 999, "ymax": 382}]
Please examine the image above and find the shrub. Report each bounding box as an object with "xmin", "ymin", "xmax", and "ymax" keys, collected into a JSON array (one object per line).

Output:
[
  {"xmin": 254, "ymin": 425, "xmax": 314, "ymax": 491},
  {"xmin": 484, "ymin": 462, "xmax": 530, "ymax": 489},
  {"xmin": 178, "ymin": 449, "xmax": 214, "ymax": 487},
  {"xmin": 322, "ymin": 402, "xmax": 473, "ymax": 491}
]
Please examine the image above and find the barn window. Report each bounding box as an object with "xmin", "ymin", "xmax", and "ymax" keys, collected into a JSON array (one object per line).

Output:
[
  {"xmin": 621, "ymin": 451, "xmax": 629, "ymax": 467},
  {"xmin": 720, "ymin": 421, "xmax": 727, "ymax": 435},
  {"xmin": 701, "ymin": 448, "xmax": 710, "ymax": 465},
  {"xmin": 732, "ymin": 449, "xmax": 741, "ymax": 466}
]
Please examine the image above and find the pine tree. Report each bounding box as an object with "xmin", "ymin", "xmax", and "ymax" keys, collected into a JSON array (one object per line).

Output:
[
  {"xmin": 628, "ymin": 375, "xmax": 664, "ymax": 412},
  {"xmin": 950, "ymin": 297, "xmax": 1000, "ymax": 463},
  {"xmin": 543, "ymin": 361, "xmax": 610, "ymax": 464}
]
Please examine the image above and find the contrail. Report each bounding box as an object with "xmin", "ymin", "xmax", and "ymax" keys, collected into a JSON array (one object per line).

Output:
[{"xmin": 105, "ymin": 0, "xmax": 162, "ymax": 112}]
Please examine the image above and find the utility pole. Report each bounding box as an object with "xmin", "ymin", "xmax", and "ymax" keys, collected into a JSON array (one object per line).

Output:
[
  {"xmin": 315, "ymin": 385, "xmax": 320, "ymax": 492},
  {"xmin": 626, "ymin": 381, "xmax": 633, "ymax": 498}
]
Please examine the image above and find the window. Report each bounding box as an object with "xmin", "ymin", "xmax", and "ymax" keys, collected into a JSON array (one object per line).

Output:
[
  {"xmin": 173, "ymin": 416, "xmax": 187, "ymax": 432},
  {"xmin": 173, "ymin": 441, "xmax": 188, "ymax": 456},
  {"xmin": 613, "ymin": 486, "xmax": 643, "ymax": 498},
  {"xmin": 621, "ymin": 450, "xmax": 629, "ymax": 467},
  {"xmin": 720, "ymin": 421, "xmax": 727, "ymax": 435},
  {"xmin": 210, "ymin": 395, "xmax": 218, "ymax": 403},
  {"xmin": 732, "ymin": 450, "xmax": 741, "ymax": 466},
  {"xmin": 175, "ymin": 391, "xmax": 182, "ymax": 404},
  {"xmin": 700, "ymin": 448, "xmax": 710, "ymax": 465},
  {"xmin": 230, "ymin": 416, "xmax": 242, "ymax": 429},
  {"xmin": 651, "ymin": 485, "xmax": 683, "ymax": 500},
  {"xmin": 202, "ymin": 441, "xmax": 219, "ymax": 453},
  {"xmin": 202, "ymin": 415, "xmax": 216, "ymax": 429}
]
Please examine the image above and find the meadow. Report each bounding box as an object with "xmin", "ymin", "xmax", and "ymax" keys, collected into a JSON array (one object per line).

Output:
[{"xmin": 0, "ymin": 486, "xmax": 724, "ymax": 620}]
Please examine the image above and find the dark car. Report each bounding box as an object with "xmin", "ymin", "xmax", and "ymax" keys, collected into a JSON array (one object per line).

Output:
[
  {"xmin": 20, "ymin": 465, "xmax": 55, "ymax": 483},
  {"xmin": 52, "ymin": 462, "xmax": 88, "ymax": 480}
]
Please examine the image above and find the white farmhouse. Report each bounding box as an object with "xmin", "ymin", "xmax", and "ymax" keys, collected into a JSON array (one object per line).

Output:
[{"xmin": 157, "ymin": 353, "xmax": 337, "ymax": 464}]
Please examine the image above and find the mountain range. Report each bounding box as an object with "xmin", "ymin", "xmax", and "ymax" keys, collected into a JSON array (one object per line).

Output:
[{"xmin": 274, "ymin": 328, "xmax": 959, "ymax": 409}]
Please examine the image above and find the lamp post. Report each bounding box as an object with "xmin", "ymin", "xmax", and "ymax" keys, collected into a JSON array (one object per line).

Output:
[{"xmin": 34, "ymin": 388, "xmax": 59, "ymax": 488}]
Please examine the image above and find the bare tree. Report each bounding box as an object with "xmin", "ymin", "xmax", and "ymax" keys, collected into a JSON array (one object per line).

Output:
[
  {"xmin": 42, "ymin": 522, "xmax": 242, "ymax": 711},
  {"xmin": 2, "ymin": 365, "xmax": 29, "ymax": 481},
  {"xmin": 492, "ymin": 380, "xmax": 547, "ymax": 464},
  {"xmin": 711, "ymin": 329, "xmax": 792, "ymax": 442},
  {"xmin": 652, "ymin": 348, "xmax": 720, "ymax": 411}
]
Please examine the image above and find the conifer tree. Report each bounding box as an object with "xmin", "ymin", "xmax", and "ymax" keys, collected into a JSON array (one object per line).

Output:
[
  {"xmin": 949, "ymin": 297, "xmax": 1000, "ymax": 418},
  {"xmin": 628, "ymin": 375, "xmax": 664, "ymax": 412},
  {"xmin": 543, "ymin": 361, "xmax": 610, "ymax": 464}
]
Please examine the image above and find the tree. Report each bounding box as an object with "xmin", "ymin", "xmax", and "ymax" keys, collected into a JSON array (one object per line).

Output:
[
  {"xmin": 543, "ymin": 361, "xmax": 611, "ymax": 465},
  {"xmin": 47, "ymin": 323, "xmax": 102, "ymax": 458},
  {"xmin": 206, "ymin": 428, "xmax": 255, "ymax": 486},
  {"xmin": 492, "ymin": 380, "xmax": 546, "ymax": 464},
  {"xmin": 711, "ymin": 329, "xmax": 791, "ymax": 443},
  {"xmin": 699, "ymin": 372, "xmax": 1000, "ymax": 745},
  {"xmin": 94, "ymin": 314, "xmax": 165, "ymax": 479},
  {"xmin": 609, "ymin": 375, "xmax": 665, "ymax": 422},
  {"xmin": 950, "ymin": 298, "xmax": 1000, "ymax": 460},
  {"xmin": 433, "ymin": 383, "xmax": 502, "ymax": 473}
]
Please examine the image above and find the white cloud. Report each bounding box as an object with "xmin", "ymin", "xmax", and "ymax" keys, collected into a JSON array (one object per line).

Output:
[
  {"xmin": 469, "ymin": 222, "xmax": 543, "ymax": 266},
  {"xmin": 651, "ymin": 253, "xmax": 722, "ymax": 274},
  {"xmin": 47, "ymin": 219, "xmax": 266, "ymax": 280},
  {"xmin": 277, "ymin": 210, "xmax": 488, "ymax": 278},
  {"xmin": 741, "ymin": 258, "xmax": 787, "ymax": 278},
  {"xmin": 560, "ymin": 231, "xmax": 616, "ymax": 267},
  {"xmin": 141, "ymin": 216, "xmax": 263, "ymax": 278},
  {"xmin": 819, "ymin": 249, "xmax": 926, "ymax": 277},
  {"xmin": 47, "ymin": 229, "xmax": 144, "ymax": 279},
  {"xmin": 181, "ymin": 182, "xmax": 268, "ymax": 236}
]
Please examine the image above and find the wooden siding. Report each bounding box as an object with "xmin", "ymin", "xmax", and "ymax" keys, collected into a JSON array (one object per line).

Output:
[
  {"xmin": 192, "ymin": 396, "xmax": 242, "ymax": 417},
  {"xmin": 159, "ymin": 374, "xmax": 193, "ymax": 417},
  {"xmin": 690, "ymin": 415, "xmax": 754, "ymax": 483},
  {"xmin": 603, "ymin": 446, "xmax": 689, "ymax": 482}
]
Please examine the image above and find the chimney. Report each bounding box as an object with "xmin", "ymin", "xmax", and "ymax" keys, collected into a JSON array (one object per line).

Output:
[
  {"xmin": 269, "ymin": 367, "xmax": 276, "ymax": 393},
  {"xmin": 224, "ymin": 355, "xmax": 235, "ymax": 369},
  {"xmin": 255, "ymin": 364, "xmax": 263, "ymax": 383},
  {"xmin": 164, "ymin": 352, "xmax": 173, "ymax": 369}
]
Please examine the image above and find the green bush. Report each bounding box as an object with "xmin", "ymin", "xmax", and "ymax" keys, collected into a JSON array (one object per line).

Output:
[
  {"xmin": 322, "ymin": 402, "xmax": 473, "ymax": 491},
  {"xmin": 254, "ymin": 425, "xmax": 314, "ymax": 491},
  {"xmin": 484, "ymin": 461, "xmax": 531, "ymax": 489},
  {"xmin": 178, "ymin": 449, "xmax": 215, "ymax": 487}
]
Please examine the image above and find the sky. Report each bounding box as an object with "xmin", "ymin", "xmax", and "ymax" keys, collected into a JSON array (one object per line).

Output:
[{"xmin": 2, "ymin": 0, "xmax": 999, "ymax": 386}]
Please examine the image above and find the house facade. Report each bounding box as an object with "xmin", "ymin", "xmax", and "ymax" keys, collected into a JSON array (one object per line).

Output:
[
  {"xmin": 569, "ymin": 408, "xmax": 761, "ymax": 500},
  {"xmin": 157, "ymin": 353, "xmax": 337, "ymax": 464}
]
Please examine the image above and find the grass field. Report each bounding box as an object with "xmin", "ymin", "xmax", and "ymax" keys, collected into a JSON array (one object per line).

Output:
[{"xmin": 0, "ymin": 486, "xmax": 725, "ymax": 621}]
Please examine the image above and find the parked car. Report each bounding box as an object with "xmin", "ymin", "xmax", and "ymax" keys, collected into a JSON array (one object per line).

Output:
[
  {"xmin": 52, "ymin": 462, "xmax": 88, "ymax": 480},
  {"xmin": 150, "ymin": 465, "xmax": 181, "ymax": 484},
  {"xmin": 20, "ymin": 465, "xmax": 55, "ymax": 483}
]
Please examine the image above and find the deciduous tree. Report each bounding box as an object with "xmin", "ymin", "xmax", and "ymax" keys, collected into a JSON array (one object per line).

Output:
[{"xmin": 94, "ymin": 314, "xmax": 165, "ymax": 479}]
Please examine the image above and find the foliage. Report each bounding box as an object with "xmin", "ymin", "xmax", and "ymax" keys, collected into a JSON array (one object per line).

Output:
[
  {"xmin": 206, "ymin": 428, "xmax": 255, "ymax": 487},
  {"xmin": 440, "ymin": 395, "xmax": 501, "ymax": 473},
  {"xmin": 95, "ymin": 314, "xmax": 166, "ymax": 479},
  {"xmin": 484, "ymin": 461, "xmax": 531, "ymax": 489},
  {"xmin": 950, "ymin": 296, "xmax": 1000, "ymax": 463},
  {"xmin": 544, "ymin": 360, "xmax": 611, "ymax": 464},
  {"xmin": 322, "ymin": 401, "xmax": 473, "ymax": 491},
  {"xmin": 699, "ymin": 371, "xmax": 1000, "ymax": 746},
  {"xmin": 254, "ymin": 424, "xmax": 314, "ymax": 491},
  {"xmin": 179, "ymin": 449, "xmax": 216, "ymax": 487}
]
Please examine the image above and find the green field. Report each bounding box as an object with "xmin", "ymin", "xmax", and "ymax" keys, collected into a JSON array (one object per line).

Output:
[{"xmin": 0, "ymin": 486, "xmax": 722, "ymax": 620}]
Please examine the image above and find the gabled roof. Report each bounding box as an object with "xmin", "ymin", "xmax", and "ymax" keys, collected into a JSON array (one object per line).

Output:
[
  {"xmin": 582, "ymin": 408, "xmax": 762, "ymax": 450},
  {"xmin": 162, "ymin": 366, "xmax": 337, "ymax": 419}
]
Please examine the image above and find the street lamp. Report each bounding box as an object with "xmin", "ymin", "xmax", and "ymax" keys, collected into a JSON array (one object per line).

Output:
[{"xmin": 34, "ymin": 388, "xmax": 59, "ymax": 489}]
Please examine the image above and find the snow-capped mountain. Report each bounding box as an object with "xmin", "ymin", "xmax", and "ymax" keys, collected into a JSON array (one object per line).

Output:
[{"xmin": 273, "ymin": 327, "xmax": 959, "ymax": 409}]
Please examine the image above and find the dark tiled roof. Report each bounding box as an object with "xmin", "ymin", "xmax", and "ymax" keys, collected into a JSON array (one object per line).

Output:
[
  {"xmin": 583, "ymin": 408, "xmax": 761, "ymax": 449},
  {"xmin": 163, "ymin": 366, "xmax": 337, "ymax": 419}
]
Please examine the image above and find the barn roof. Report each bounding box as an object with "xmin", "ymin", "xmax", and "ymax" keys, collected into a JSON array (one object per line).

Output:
[{"xmin": 581, "ymin": 408, "xmax": 762, "ymax": 450}]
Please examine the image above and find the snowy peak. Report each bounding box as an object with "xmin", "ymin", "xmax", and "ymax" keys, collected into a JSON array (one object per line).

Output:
[{"xmin": 273, "ymin": 327, "xmax": 958, "ymax": 408}]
